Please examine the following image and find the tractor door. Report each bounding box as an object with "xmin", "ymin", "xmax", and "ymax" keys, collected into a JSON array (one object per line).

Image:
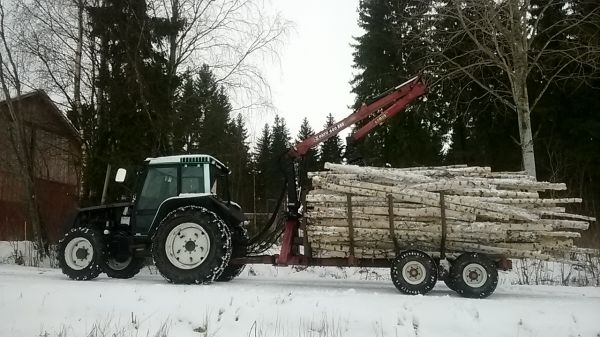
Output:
[{"xmin": 133, "ymin": 166, "xmax": 178, "ymax": 234}]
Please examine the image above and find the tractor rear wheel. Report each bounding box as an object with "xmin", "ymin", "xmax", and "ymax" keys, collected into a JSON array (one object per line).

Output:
[
  {"xmin": 58, "ymin": 227, "xmax": 103, "ymax": 281},
  {"xmin": 450, "ymin": 252, "xmax": 498, "ymax": 298},
  {"xmin": 216, "ymin": 224, "xmax": 248, "ymax": 282},
  {"xmin": 152, "ymin": 206, "xmax": 232, "ymax": 284},
  {"xmin": 390, "ymin": 250, "xmax": 438, "ymax": 295}
]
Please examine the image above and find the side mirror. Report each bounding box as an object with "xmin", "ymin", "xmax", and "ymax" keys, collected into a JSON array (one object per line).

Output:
[{"xmin": 115, "ymin": 168, "xmax": 127, "ymax": 183}]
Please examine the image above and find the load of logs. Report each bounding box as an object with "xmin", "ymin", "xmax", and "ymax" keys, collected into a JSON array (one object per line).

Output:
[{"xmin": 305, "ymin": 163, "xmax": 596, "ymax": 261}]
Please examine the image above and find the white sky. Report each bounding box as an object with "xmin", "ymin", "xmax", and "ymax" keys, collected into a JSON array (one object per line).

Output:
[{"xmin": 245, "ymin": 0, "xmax": 363, "ymax": 145}]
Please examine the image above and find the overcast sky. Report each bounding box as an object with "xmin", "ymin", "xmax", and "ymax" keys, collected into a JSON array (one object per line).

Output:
[{"xmin": 245, "ymin": 0, "xmax": 363, "ymax": 144}]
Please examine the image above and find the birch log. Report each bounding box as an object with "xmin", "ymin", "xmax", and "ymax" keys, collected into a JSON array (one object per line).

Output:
[{"xmin": 304, "ymin": 163, "xmax": 596, "ymax": 261}]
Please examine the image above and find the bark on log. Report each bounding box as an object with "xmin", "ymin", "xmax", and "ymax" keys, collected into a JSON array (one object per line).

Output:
[{"xmin": 305, "ymin": 162, "xmax": 594, "ymax": 261}]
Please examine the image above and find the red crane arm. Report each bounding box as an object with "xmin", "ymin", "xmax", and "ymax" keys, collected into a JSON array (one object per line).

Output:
[{"xmin": 287, "ymin": 76, "xmax": 427, "ymax": 158}]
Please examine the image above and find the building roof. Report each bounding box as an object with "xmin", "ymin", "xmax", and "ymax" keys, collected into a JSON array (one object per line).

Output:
[{"xmin": 0, "ymin": 90, "xmax": 81, "ymax": 142}]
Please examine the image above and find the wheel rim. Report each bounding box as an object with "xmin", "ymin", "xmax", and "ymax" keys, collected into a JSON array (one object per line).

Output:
[
  {"xmin": 64, "ymin": 238, "xmax": 94, "ymax": 270},
  {"xmin": 106, "ymin": 256, "xmax": 132, "ymax": 271},
  {"xmin": 462, "ymin": 263, "xmax": 488, "ymax": 288},
  {"xmin": 165, "ymin": 222, "xmax": 211, "ymax": 270},
  {"xmin": 402, "ymin": 261, "xmax": 427, "ymax": 285}
]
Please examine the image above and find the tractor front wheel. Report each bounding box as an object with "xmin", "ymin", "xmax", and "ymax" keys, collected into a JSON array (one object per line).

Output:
[
  {"xmin": 58, "ymin": 227, "xmax": 102, "ymax": 281},
  {"xmin": 152, "ymin": 206, "xmax": 232, "ymax": 284}
]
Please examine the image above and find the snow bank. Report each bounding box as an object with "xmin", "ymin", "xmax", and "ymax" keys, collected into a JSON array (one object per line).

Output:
[{"xmin": 1, "ymin": 264, "xmax": 599, "ymax": 337}]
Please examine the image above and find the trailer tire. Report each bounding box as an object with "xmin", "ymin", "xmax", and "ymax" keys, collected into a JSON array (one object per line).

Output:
[
  {"xmin": 152, "ymin": 206, "xmax": 232, "ymax": 284},
  {"xmin": 103, "ymin": 255, "xmax": 145, "ymax": 279},
  {"xmin": 451, "ymin": 252, "xmax": 498, "ymax": 298},
  {"xmin": 391, "ymin": 250, "xmax": 437, "ymax": 295},
  {"xmin": 216, "ymin": 224, "xmax": 248, "ymax": 282},
  {"xmin": 443, "ymin": 277, "xmax": 457, "ymax": 291},
  {"xmin": 58, "ymin": 227, "xmax": 103, "ymax": 281}
]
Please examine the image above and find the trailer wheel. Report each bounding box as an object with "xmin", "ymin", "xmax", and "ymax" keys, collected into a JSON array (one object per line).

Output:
[
  {"xmin": 451, "ymin": 252, "xmax": 498, "ymax": 298},
  {"xmin": 152, "ymin": 206, "xmax": 232, "ymax": 284},
  {"xmin": 442, "ymin": 259, "xmax": 457, "ymax": 291},
  {"xmin": 58, "ymin": 227, "xmax": 102, "ymax": 281},
  {"xmin": 216, "ymin": 224, "xmax": 248, "ymax": 282},
  {"xmin": 103, "ymin": 255, "xmax": 145, "ymax": 279},
  {"xmin": 391, "ymin": 250, "xmax": 438, "ymax": 295},
  {"xmin": 443, "ymin": 277, "xmax": 457, "ymax": 291}
]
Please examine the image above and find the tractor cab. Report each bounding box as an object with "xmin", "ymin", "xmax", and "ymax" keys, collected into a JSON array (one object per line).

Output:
[{"xmin": 116, "ymin": 154, "xmax": 235, "ymax": 236}]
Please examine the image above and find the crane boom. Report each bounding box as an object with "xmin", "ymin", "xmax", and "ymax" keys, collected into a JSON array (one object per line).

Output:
[{"xmin": 288, "ymin": 76, "xmax": 427, "ymax": 158}]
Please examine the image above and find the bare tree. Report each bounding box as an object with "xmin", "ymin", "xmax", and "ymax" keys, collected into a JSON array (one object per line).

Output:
[
  {"xmin": 149, "ymin": 0, "xmax": 291, "ymax": 112},
  {"xmin": 433, "ymin": 0, "xmax": 600, "ymax": 178},
  {"xmin": 0, "ymin": 2, "xmax": 48, "ymax": 254}
]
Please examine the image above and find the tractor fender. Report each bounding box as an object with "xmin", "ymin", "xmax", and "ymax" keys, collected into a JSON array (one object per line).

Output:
[
  {"xmin": 66, "ymin": 202, "xmax": 132, "ymax": 233},
  {"xmin": 148, "ymin": 194, "xmax": 245, "ymax": 238}
]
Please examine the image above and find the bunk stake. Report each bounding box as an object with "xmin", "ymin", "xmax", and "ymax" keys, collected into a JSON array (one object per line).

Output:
[
  {"xmin": 439, "ymin": 191, "xmax": 447, "ymax": 259},
  {"xmin": 300, "ymin": 190, "xmax": 311, "ymax": 260},
  {"xmin": 387, "ymin": 194, "xmax": 400, "ymax": 255},
  {"xmin": 346, "ymin": 194, "xmax": 355, "ymax": 265}
]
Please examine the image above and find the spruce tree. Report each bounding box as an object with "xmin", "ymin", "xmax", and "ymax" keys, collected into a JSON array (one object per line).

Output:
[
  {"xmin": 173, "ymin": 76, "xmax": 203, "ymax": 153},
  {"xmin": 267, "ymin": 115, "xmax": 291, "ymax": 207},
  {"xmin": 84, "ymin": 0, "xmax": 179, "ymax": 202},
  {"xmin": 296, "ymin": 117, "xmax": 320, "ymax": 189},
  {"xmin": 351, "ymin": 0, "xmax": 444, "ymax": 167},
  {"xmin": 196, "ymin": 65, "xmax": 232, "ymax": 157},
  {"xmin": 253, "ymin": 124, "xmax": 272, "ymax": 212},
  {"xmin": 227, "ymin": 114, "xmax": 252, "ymax": 207},
  {"xmin": 319, "ymin": 113, "xmax": 344, "ymax": 168}
]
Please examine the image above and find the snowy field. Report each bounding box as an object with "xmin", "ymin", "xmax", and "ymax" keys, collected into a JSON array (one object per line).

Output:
[{"xmin": 1, "ymin": 262, "xmax": 600, "ymax": 337}]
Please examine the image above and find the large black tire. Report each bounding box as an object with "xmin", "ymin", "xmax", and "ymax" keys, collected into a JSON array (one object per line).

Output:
[
  {"xmin": 102, "ymin": 255, "xmax": 145, "ymax": 279},
  {"xmin": 58, "ymin": 227, "xmax": 103, "ymax": 281},
  {"xmin": 391, "ymin": 250, "xmax": 438, "ymax": 295},
  {"xmin": 444, "ymin": 277, "xmax": 457, "ymax": 291},
  {"xmin": 450, "ymin": 252, "xmax": 498, "ymax": 298},
  {"xmin": 216, "ymin": 224, "xmax": 249, "ymax": 282},
  {"xmin": 152, "ymin": 206, "xmax": 232, "ymax": 284}
]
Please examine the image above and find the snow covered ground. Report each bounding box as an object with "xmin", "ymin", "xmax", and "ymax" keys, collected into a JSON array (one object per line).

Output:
[{"xmin": 1, "ymin": 263, "xmax": 600, "ymax": 337}]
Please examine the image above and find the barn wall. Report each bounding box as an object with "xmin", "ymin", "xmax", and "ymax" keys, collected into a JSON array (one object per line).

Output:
[{"xmin": 0, "ymin": 93, "xmax": 81, "ymax": 243}]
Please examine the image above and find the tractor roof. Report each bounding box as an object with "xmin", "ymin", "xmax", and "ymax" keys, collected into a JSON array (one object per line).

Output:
[{"xmin": 145, "ymin": 155, "xmax": 230, "ymax": 173}]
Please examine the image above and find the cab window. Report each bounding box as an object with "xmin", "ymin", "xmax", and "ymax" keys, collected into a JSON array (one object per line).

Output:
[
  {"xmin": 137, "ymin": 167, "xmax": 177, "ymax": 210},
  {"xmin": 181, "ymin": 164, "xmax": 206, "ymax": 194}
]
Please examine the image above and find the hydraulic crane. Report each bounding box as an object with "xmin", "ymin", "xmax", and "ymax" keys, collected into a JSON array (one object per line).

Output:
[{"xmin": 244, "ymin": 75, "xmax": 428, "ymax": 266}]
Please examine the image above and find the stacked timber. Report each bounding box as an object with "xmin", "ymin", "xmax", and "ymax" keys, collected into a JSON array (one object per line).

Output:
[{"xmin": 304, "ymin": 163, "xmax": 595, "ymax": 261}]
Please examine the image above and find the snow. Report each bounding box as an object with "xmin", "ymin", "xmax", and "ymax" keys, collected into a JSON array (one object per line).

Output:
[{"xmin": 1, "ymin": 263, "xmax": 599, "ymax": 337}]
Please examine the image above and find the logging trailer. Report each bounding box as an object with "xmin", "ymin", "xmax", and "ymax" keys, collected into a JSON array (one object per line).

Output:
[{"xmin": 58, "ymin": 75, "xmax": 508, "ymax": 298}]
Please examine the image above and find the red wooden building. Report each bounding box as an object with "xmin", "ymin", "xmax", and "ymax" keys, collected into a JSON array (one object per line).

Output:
[{"xmin": 0, "ymin": 91, "xmax": 82, "ymax": 242}]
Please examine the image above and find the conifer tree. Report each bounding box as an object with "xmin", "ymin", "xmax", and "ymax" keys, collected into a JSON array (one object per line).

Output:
[
  {"xmin": 253, "ymin": 124, "xmax": 272, "ymax": 212},
  {"xmin": 84, "ymin": 0, "xmax": 179, "ymax": 202},
  {"xmin": 267, "ymin": 115, "xmax": 291, "ymax": 207},
  {"xmin": 351, "ymin": 0, "xmax": 444, "ymax": 167},
  {"xmin": 296, "ymin": 117, "xmax": 320, "ymax": 189},
  {"xmin": 227, "ymin": 114, "xmax": 252, "ymax": 206},
  {"xmin": 319, "ymin": 113, "xmax": 344, "ymax": 168}
]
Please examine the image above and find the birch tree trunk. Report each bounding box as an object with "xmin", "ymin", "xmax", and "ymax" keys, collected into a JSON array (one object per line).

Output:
[{"xmin": 510, "ymin": 0, "xmax": 536, "ymax": 179}]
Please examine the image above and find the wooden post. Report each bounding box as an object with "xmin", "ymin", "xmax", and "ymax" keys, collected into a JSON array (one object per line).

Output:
[
  {"xmin": 387, "ymin": 194, "xmax": 400, "ymax": 254},
  {"xmin": 301, "ymin": 190, "xmax": 311, "ymax": 259},
  {"xmin": 346, "ymin": 194, "xmax": 355, "ymax": 264},
  {"xmin": 439, "ymin": 191, "xmax": 447, "ymax": 259}
]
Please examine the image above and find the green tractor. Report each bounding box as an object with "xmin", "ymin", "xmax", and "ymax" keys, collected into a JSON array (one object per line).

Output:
[{"xmin": 57, "ymin": 155, "xmax": 248, "ymax": 284}]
